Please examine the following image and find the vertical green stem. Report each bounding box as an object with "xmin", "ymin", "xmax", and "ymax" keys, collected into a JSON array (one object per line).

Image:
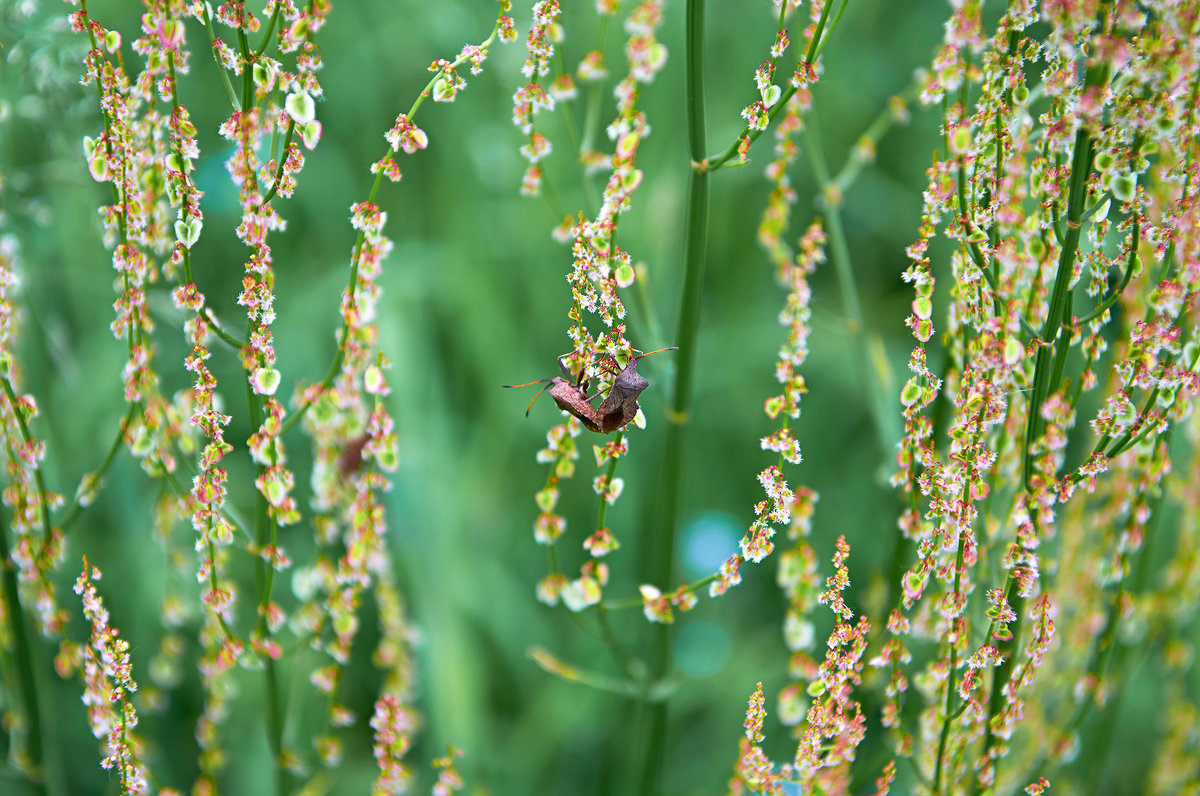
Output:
[
  {"xmin": 637, "ymin": 1, "xmax": 708, "ymax": 793},
  {"xmin": 1022, "ymin": 64, "xmax": 1106, "ymax": 486},
  {"xmin": 0, "ymin": 507, "xmax": 49, "ymax": 796},
  {"xmin": 246, "ymin": 384, "xmax": 287, "ymax": 796}
]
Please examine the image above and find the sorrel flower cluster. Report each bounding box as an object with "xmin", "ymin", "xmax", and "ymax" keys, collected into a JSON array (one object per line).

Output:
[
  {"xmin": 0, "ymin": 238, "xmax": 65, "ymax": 637},
  {"xmin": 729, "ymin": 538, "xmax": 869, "ymax": 794},
  {"xmin": 4, "ymin": 0, "xmax": 1199, "ymax": 794},
  {"xmin": 642, "ymin": 220, "xmax": 824, "ymax": 624},
  {"xmin": 21, "ymin": 1, "xmax": 516, "ymax": 793},
  {"xmin": 516, "ymin": 1, "xmax": 669, "ymax": 614},
  {"xmin": 715, "ymin": 2, "xmax": 1200, "ymax": 794},
  {"xmin": 71, "ymin": 559, "xmax": 152, "ymax": 795},
  {"xmin": 873, "ymin": 2, "xmax": 1200, "ymax": 793}
]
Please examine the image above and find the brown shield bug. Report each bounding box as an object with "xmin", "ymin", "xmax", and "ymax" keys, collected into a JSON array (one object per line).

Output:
[
  {"xmin": 504, "ymin": 347, "xmax": 676, "ymax": 434},
  {"xmin": 503, "ymin": 357, "xmax": 605, "ymax": 433}
]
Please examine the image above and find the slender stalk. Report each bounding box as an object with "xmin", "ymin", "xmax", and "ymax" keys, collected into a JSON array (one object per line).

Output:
[
  {"xmin": 198, "ymin": 4, "xmax": 240, "ymax": 109},
  {"xmin": 264, "ymin": 657, "xmax": 285, "ymax": 795},
  {"xmin": 579, "ymin": 13, "xmax": 612, "ymax": 157},
  {"xmin": 281, "ymin": 16, "xmax": 506, "ymax": 436},
  {"xmin": 1026, "ymin": 438, "xmax": 1168, "ymax": 785},
  {"xmin": 236, "ymin": 28, "xmax": 254, "ymax": 113},
  {"xmin": 590, "ymin": 431, "xmax": 642, "ymax": 674},
  {"xmin": 636, "ymin": 1, "xmax": 708, "ymax": 793},
  {"xmin": 703, "ymin": 0, "xmax": 840, "ymax": 171},
  {"xmin": 0, "ymin": 507, "xmax": 49, "ymax": 796},
  {"xmin": 1, "ymin": 377, "xmax": 54, "ymax": 548},
  {"xmin": 594, "ymin": 432, "xmax": 622, "ymax": 532},
  {"xmin": 977, "ymin": 97, "xmax": 1102, "ymax": 778},
  {"xmin": 246, "ymin": 384, "xmax": 287, "ymax": 796},
  {"xmin": 258, "ymin": 120, "xmax": 297, "ymax": 208},
  {"xmin": 831, "ymin": 79, "xmax": 921, "ymax": 194},
  {"xmin": 1075, "ymin": 215, "xmax": 1139, "ymax": 325},
  {"xmin": 253, "ymin": 3, "xmax": 282, "ymax": 58},
  {"xmin": 804, "ymin": 109, "xmax": 899, "ymax": 455},
  {"xmin": 58, "ymin": 402, "xmax": 138, "ymax": 532},
  {"xmin": 669, "ymin": 1, "xmax": 710, "ymax": 430},
  {"xmin": 1022, "ymin": 64, "xmax": 1106, "ymax": 486}
]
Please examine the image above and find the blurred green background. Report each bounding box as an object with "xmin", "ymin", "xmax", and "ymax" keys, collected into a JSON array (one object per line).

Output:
[{"xmin": 5, "ymin": 2, "xmax": 1173, "ymax": 795}]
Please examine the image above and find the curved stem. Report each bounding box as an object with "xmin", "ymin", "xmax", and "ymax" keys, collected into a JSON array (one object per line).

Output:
[
  {"xmin": 58, "ymin": 402, "xmax": 138, "ymax": 532},
  {"xmin": 253, "ymin": 3, "xmax": 282, "ymax": 58},
  {"xmin": 198, "ymin": 5, "xmax": 240, "ymax": 110},
  {"xmin": 203, "ymin": 309, "xmax": 248, "ymax": 349},
  {"xmin": 281, "ymin": 15, "xmax": 507, "ymax": 436}
]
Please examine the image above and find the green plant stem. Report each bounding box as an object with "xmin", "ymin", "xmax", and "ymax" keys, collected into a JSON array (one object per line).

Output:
[
  {"xmin": 529, "ymin": 646, "xmax": 652, "ymax": 698},
  {"xmin": 579, "ymin": 13, "xmax": 611, "ymax": 156},
  {"xmin": 204, "ymin": 311, "xmax": 248, "ymax": 349},
  {"xmin": 1027, "ymin": 437, "xmax": 1169, "ymax": 785},
  {"xmin": 198, "ymin": 6, "xmax": 240, "ymax": 110},
  {"xmin": 636, "ymin": 1, "xmax": 708, "ymax": 793},
  {"xmin": 246, "ymin": 384, "xmax": 287, "ymax": 796},
  {"xmin": 552, "ymin": 50, "xmax": 599, "ymax": 216},
  {"xmin": 592, "ymin": 433, "xmax": 638, "ymax": 673},
  {"xmin": 0, "ymin": 506, "xmax": 49, "ymax": 796},
  {"xmin": 258, "ymin": 120, "xmax": 297, "ymax": 208},
  {"xmin": 1078, "ymin": 444, "xmax": 1173, "ymax": 792},
  {"xmin": 58, "ymin": 402, "xmax": 138, "ymax": 532},
  {"xmin": 281, "ymin": 14, "xmax": 506, "ymax": 436},
  {"xmin": 807, "ymin": 0, "xmax": 850, "ymax": 62},
  {"xmin": 253, "ymin": 3, "xmax": 282, "ymax": 58},
  {"xmin": 237, "ymin": 28, "xmax": 254, "ymax": 113},
  {"xmin": 603, "ymin": 571, "xmax": 719, "ymax": 612},
  {"xmin": 803, "ymin": 109, "xmax": 899, "ymax": 455},
  {"xmin": 831, "ymin": 80, "xmax": 920, "ymax": 193},
  {"xmin": 166, "ymin": 50, "xmax": 247, "ymax": 351},
  {"xmin": 595, "ymin": 603, "xmax": 635, "ymax": 676},
  {"xmin": 632, "ymin": 263, "xmax": 668, "ymax": 353},
  {"xmin": 1, "ymin": 377, "xmax": 54, "ymax": 549},
  {"xmin": 79, "ymin": 0, "xmax": 143, "ymax": 419},
  {"xmin": 1021, "ymin": 64, "xmax": 1106, "ymax": 487},
  {"xmin": 1154, "ymin": 72, "xmax": 1200, "ymax": 285},
  {"xmin": 265, "ymin": 657, "xmax": 285, "ymax": 795},
  {"xmin": 1076, "ymin": 214, "xmax": 1139, "ymax": 325},
  {"xmin": 594, "ymin": 432, "xmax": 622, "ymax": 531},
  {"xmin": 703, "ymin": 0, "xmax": 840, "ymax": 171}
]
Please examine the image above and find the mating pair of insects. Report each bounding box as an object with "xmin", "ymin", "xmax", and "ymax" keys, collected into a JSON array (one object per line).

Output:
[{"xmin": 504, "ymin": 347, "xmax": 676, "ymax": 434}]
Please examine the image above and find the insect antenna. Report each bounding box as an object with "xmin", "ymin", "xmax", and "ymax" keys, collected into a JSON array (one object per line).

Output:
[
  {"xmin": 636, "ymin": 346, "xmax": 679, "ymax": 359},
  {"xmin": 502, "ymin": 378, "xmax": 554, "ymax": 417}
]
